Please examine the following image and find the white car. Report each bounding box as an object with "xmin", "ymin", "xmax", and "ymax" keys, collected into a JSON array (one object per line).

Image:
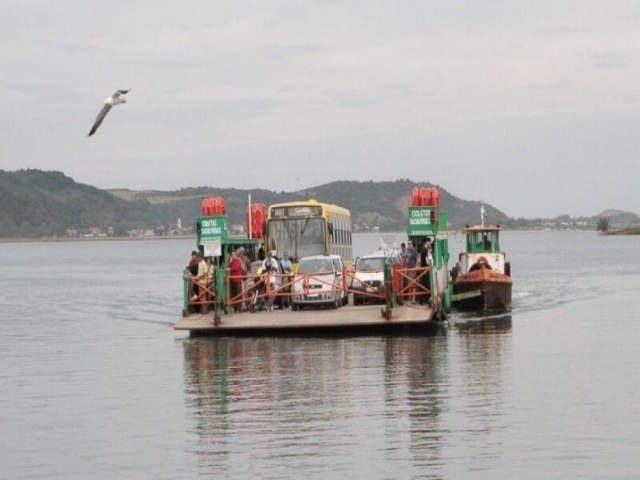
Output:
[
  {"xmin": 291, "ymin": 255, "xmax": 345, "ymax": 310},
  {"xmin": 351, "ymin": 253, "xmax": 400, "ymax": 305}
]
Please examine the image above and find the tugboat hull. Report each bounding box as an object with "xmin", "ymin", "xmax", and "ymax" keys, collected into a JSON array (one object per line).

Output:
[{"xmin": 453, "ymin": 269, "xmax": 512, "ymax": 311}]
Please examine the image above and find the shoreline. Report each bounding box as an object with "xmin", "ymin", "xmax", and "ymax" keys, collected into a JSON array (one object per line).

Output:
[
  {"xmin": 605, "ymin": 227, "xmax": 640, "ymax": 235},
  {"xmin": 0, "ymin": 235, "xmax": 196, "ymax": 244},
  {"xmin": 0, "ymin": 228, "xmax": 609, "ymax": 245}
]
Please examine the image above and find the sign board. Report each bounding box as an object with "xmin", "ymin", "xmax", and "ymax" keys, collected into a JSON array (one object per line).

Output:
[
  {"xmin": 270, "ymin": 206, "xmax": 323, "ymax": 219},
  {"xmin": 407, "ymin": 207, "xmax": 436, "ymax": 236},
  {"xmin": 199, "ymin": 217, "xmax": 227, "ymax": 239},
  {"xmin": 202, "ymin": 238, "xmax": 222, "ymax": 257},
  {"xmin": 197, "ymin": 216, "xmax": 227, "ymax": 257}
]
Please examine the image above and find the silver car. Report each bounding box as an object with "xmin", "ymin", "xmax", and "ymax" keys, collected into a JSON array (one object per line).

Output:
[{"xmin": 291, "ymin": 255, "xmax": 345, "ymax": 310}]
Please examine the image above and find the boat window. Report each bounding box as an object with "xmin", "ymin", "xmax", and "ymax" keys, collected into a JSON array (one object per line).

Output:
[{"xmin": 483, "ymin": 234, "xmax": 492, "ymax": 250}]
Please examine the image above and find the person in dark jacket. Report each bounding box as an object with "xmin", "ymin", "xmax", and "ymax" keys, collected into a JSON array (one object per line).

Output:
[{"xmin": 418, "ymin": 238, "xmax": 432, "ymax": 304}]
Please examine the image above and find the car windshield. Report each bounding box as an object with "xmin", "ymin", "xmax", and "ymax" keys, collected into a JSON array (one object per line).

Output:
[
  {"xmin": 297, "ymin": 258, "xmax": 333, "ymax": 274},
  {"xmin": 357, "ymin": 257, "xmax": 385, "ymax": 271},
  {"xmin": 250, "ymin": 262, "xmax": 262, "ymax": 274}
]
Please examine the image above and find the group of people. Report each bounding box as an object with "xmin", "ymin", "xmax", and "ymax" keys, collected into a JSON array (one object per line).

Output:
[
  {"xmin": 399, "ymin": 237, "xmax": 433, "ymax": 304},
  {"xmin": 245, "ymin": 250, "xmax": 292, "ymax": 312},
  {"xmin": 187, "ymin": 251, "xmax": 215, "ymax": 312},
  {"xmin": 186, "ymin": 246, "xmax": 293, "ymax": 314}
]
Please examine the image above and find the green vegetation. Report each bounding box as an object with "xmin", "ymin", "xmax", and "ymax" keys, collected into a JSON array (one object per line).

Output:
[
  {"xmin": 606, "ymin": 227, "xmax": 640, "ymax": 235},
  {"xmin": 2, "ymin": 169, "xmax": 637, "ymax": 239},
  {"xmin": 1, "ymin": 170, "xmax": 507, "ymax": 239},
  {"xmin": 0, "ymin": 170, "xmax": 157, "ymax": 238},
  {"xmin": 597, "ymin": 217, "xmax": 610, "ymax": 234}
]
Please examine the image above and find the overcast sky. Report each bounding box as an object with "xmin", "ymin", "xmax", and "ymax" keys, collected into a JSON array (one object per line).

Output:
[{"xmin": 2, "ymin": 1, "xmax": 639, "ymax": 218}]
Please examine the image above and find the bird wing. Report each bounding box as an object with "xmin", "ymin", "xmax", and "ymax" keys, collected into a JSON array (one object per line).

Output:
[
  {"xmin": 113, "ymin": 89, "xmax": 130, "ymax": 98},
  {"xmin": 87, "ymin": 104, "xmax": 112, "ymax": 137}
]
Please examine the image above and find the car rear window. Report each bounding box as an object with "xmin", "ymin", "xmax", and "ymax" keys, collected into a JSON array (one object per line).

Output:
[
  {"xmin": 298, "ymin": 258, "xmax": 333, "ymax": 274},
  {"xmin": 357, "ymin": 257, "xmax": 385, "ymax": 271}
]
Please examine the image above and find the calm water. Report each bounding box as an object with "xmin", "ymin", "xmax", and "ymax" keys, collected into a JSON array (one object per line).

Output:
[{"xmin": 1, "ymin": 232, "xmax": 639, "ymax": 479}]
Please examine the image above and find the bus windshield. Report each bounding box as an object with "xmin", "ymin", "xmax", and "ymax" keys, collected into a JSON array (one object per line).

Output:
[{"xmin": 267, "ymin": 218, "xmax": 326, "ymax": 260}]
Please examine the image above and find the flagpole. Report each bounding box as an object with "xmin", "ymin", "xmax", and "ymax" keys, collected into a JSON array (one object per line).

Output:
[{"xmin": 248, "ymin": 193, "xmax": 252, "ymax": 238}]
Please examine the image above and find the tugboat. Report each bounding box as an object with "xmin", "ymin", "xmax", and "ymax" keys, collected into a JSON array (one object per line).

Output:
[{"xmin": 452, "ymin": 203, "xmax": 512, "ymax": 311}]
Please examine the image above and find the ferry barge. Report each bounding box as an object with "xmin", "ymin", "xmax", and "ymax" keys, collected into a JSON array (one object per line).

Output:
[{"xmin": 175, "ymin": 188, "xmax": 453, "ymax": 336}]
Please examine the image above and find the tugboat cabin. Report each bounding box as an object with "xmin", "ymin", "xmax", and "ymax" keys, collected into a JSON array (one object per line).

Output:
[{"xmin": 459, "ymin": 225, "xmax": 508, "ymax": 274}]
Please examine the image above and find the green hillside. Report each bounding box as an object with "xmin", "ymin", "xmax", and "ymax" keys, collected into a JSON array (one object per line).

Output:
[
  {"xmin": 0, "ymin": 170, "xmax": 159, "ymax": 237},
  {"xmin": 111, "ymin": 179, "xmax": 509, "ymax": 231},
  {"xmin": 0, "ymin": 169, "xmax": 508, "ymax": 238}
]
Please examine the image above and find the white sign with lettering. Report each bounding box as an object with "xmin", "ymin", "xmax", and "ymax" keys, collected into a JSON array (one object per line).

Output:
[{"xmin": 202, "ymin": 238, "xmax": 221, "ymax": 257}]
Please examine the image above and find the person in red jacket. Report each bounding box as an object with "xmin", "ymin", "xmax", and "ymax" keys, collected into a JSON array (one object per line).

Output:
[{"xmin": 227, "ymin": 250, "xmax": 244, "ymax": 312}]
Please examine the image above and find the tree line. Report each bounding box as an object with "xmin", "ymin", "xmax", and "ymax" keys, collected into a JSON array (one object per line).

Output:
[{"xmin": 1, "ymin": 169, "xmax": 514, "ymax": 239}]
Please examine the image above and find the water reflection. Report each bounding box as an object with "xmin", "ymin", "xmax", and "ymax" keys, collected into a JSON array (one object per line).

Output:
[
  {"xmin": 183, "ymin": 337, "xmax": 381, "ymax": 475},
  {"xmin": 383, "ymin": 336, "xmax": 450, "ymax": 476},
  {"xmin": 182, "ymin": 335, "xmax": 456, "ymax": 477},
  {"xmin": 180, "ymin": 321, "xmax": 516, "ymax": 478},
  {"xmin": 452, "ymin": 314, "xmax": 513, "ymax": 335},
  {"xmin": 449, "ymin": 315, "xmax": 513, "ymax": 471}
]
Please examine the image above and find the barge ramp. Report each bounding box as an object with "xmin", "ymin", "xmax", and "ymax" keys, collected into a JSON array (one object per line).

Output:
[{"xmin": 175, "ymin": 304, "xmax": 441, "ymax": 336}]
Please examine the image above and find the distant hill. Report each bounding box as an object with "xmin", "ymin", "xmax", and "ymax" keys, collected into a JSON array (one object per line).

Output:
[
  {"xmin": 109, "ymin": 178, "xmax": 510, "ymax": 233},
  {"xmin": 6, "ymin": 169, "xmax": 634, "ymax": 238},
  {"xmin": 0, "ymin": 169, "xmax": 158, "ymax": 237},
  {"xmin": 594, "ymin": 209, "xmax": 640, "ymax": 227},
  {"xmin": 0, "ymin": 170, "xmax": 510, "ymax": 238}
]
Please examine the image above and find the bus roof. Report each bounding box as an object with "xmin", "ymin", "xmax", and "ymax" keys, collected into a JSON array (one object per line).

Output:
[{"xmin": 267, "ymin": 199, "xmax": 350, "ymax": 216}]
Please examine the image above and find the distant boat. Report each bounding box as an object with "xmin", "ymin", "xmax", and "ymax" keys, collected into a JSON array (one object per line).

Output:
[{"xmin": 451, "ymin": 205, "xmax": 512, "ymax": 311}]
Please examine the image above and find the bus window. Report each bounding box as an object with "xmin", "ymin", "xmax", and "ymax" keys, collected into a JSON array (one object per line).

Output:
[{"xmin": 267, "ymin": 218, "xmax": 325, "ymax": 260}]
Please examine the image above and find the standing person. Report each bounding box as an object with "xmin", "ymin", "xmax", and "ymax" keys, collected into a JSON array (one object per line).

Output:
[
  {"xmin": 280, "ymin": 251, "xmax": 292, "ymax": 274},
  {"xmin": 238, "ymin": 247, "xmax": 251, "ymax": 274},
  {"xmin": 238, "ymin": 247, "xmax": 252, "ymax": 310},
  {"xmin": 399, "ymin": 242, "xmax": 408, "ymax": 296},
  {"xmin": 187, "ymin": 250, "xmax": 199, "ymax": 276},
  {"xmin": 187, "ymin": 250, "xmax": 199, "ymax": 298},
  {"xmin": 451, "ymin": 261, "xmax": 462, "ymax": 281},
  {"xmin": 261, "ymin": 250, "xmax": 279, "ymax": 311},
  {"xmin": 203, "ymin": 256, "xmax": 215, "ymax": 311},
  {"xmin": 418, "ymin": 238, "xmax": 432, "ymax": 305},
  {"xmin": 406, "ymin": 240, "xmax": 418, "ymax": 303},
  {"xmin": 279, "ymin": 251, "xmax": 293, "ymax": 308},
  {"xmin": 257, "ymin": 244, "xmax": 265, "ymax": 261},
  {"xmin": 227, "ymin": 250, "xmax": 244, "ymax": 312},
  {"xmin": 195, "ymin": 253, "xmax": 210, "ymax": 312},
  {"xmin": 205, "ymin": 255, "xmax": 214, "ymax": 285}
]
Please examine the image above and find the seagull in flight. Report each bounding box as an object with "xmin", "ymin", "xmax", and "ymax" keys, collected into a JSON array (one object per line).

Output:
[{"xmin": 87, "ymin": 89, "xmax": 130, "ymax": 137}]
